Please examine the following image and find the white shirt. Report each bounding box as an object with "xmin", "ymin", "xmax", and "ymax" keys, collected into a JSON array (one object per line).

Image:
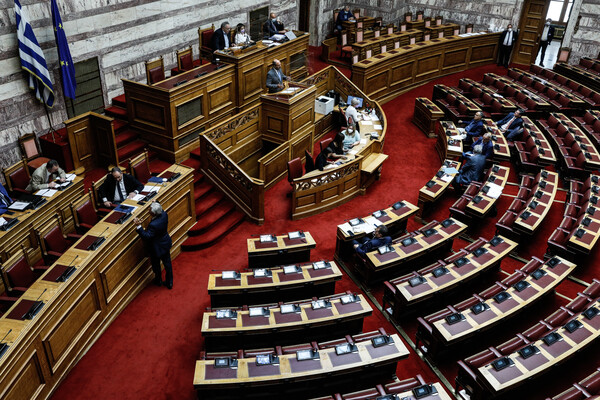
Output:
[
  {"xmin": 104, "ymin": 179, "xmax": 127, "ymax": 203},
  {"xmin": 541, "ymin": 25, "xmax": 550, "ymax": 41},
  {"xmin": 503, "ymin": 30, "xmax": 513, "ymax": 46},
  {"xmin": 235, "ymin": 32, "xmax": 250, "ymax": 46},
  {"xmin": 345, "ymin": 105, "xmax": 360, "ymax": 125},
  {"xmin": 223, "ymin": 31, "xmax": 230, "ymax": 49}
]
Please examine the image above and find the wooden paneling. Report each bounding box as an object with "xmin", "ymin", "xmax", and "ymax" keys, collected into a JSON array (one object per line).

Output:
[
  {"xmin": 514, "ymin": 0, "xmax": 550, "ymax": 64},
  {"xmin": 2, "ymin": 351, "xmax": 44, "ymax": 400}
]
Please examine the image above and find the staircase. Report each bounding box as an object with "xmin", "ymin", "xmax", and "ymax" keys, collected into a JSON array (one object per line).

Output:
[
  {"xmin": 105, "ymin": 94, "xmax": 152, "ymax": 167},
  {"xmin": 180, "ymin": 148, "xmax": 245, "ymax": 251}
]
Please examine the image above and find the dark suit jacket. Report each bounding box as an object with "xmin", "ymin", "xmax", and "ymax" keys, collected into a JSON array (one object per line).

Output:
[
  {"xmin": 98, "ymin": 173, "xmax": 143, "ymax": 203},
  {"xmin": 499, "ymin": 29, "xmax": 518, "ymax": 47},
  {"xmin": 266, "ymin": 67, "xmax": 289, "ymax": 93},
  {"xmin": 541, "ymin": 25, "xmax": 555, "ymax": 43},
  {"xmin": 0, "ymin": 183, "xmax": 12, "ymax": 215},
  {"xmin": 210, "ymin": 28, "xmax": 229, "ymax": 51},
  {"xmin": 137, "ymin": 212, "xmax": 172, "ymax": 258},
  {"xmin": 472, "ymin": 138, "xmax": 494, "ymax": 159},
  {"xmin": 464, "ymin": 119, "xmax": 484, "ymax": 139},
  {"xmin": 356, "ymin": 236, "xmax": 392, "ymax": 257},
  {"xmin": 336, "ymin": 10, "xmax": 353, "ymax": 25},
  {"xmin": 496, "ymin": 113, "xmax": 523, "ymax": 131},
  {"xmin": 456, "ymin": 154, "xmax": 486, "ymax": 185},
  {"xmin": 264, "ymin": 19, "xmax": 284, "ymax": 37}
]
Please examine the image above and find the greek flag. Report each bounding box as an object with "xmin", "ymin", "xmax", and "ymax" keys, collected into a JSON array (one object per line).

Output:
[
  {"xmin": 15, "ymin": 0, "xmax": 54, "ymax": 107},
  {"xmin": 51, "ymin": 0, "xmax": 76, "ymax": 99}
]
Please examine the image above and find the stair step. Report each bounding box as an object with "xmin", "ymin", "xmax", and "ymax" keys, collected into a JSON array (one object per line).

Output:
[
  {"xmin": 112, "ymin": 119, "xmax": 128, "ymax": 133},
  {"xmin": 181, "ymin": 210, "xmax": 245, "ymax": 251},
  {"xmin": 190, "ymin": 147, "xmax": 201, "ymax": 160},
  {"xmin": 183, "ymin": 157, "xmax": 202, "ymax": 171},
  {"xmin": 117, "ymin": 140, "xmax": 146, "ymax": 162},
  {"xmin": 115, "ymin": 129, "xmax": 139, "ymax": 147},
  {"xmin": 194, "ymin": 180, "xmax": 214, "ymax": 201},
  {"xmin": 188, "ymin": 202, "xmax": 236, "ymax": 236},
  {"xmin": 105, "ymin": 106, "xmax": 127, "ymax": 120},
  {"xmin": 195, "ymin": 191, "xmax": 224, "ymax": 217},
  {"xmin": 193, "ymin": 171, "xmax": 204, "ymax": 185},
  {"xmin": 112, "ymin": 94, "xmax": 126, "ymax": 108}
]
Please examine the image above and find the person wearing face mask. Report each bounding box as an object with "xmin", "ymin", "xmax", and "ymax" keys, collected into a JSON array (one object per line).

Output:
[
  {"xmin": 342, "ymin": 123, "xmax": 361, "ymax": 151},
  {"xmin": 536, "ymin": 19, "xmax": 555, "ymax": 67},
  {"xmin": 264, "ymin": 12, "xmax": 286, "ymax": 38},
  {"xmin": 266, "ymin": 59, "xmax": 290, "ymax": 93},
  {"xmin": 498, "ymin": 23, "xmax": 518, "ymax": 68},
  {"xmin": 234, "ymin": 23, "xmax": 253, "ymax": 46}
]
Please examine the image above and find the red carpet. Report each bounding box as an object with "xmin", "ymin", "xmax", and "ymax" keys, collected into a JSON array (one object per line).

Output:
[{"xmin": 51, "ymin": 55, "xmax": 599, "ymax": 400}]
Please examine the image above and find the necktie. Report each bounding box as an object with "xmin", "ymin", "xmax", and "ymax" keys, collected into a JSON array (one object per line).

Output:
[
  {"xmin": 117, "ymin": 181, "xmax": 124, "ymax": 202},
  {"xmin": 0, "ymin": 191, "xmax": 11, "ymax": 206}
]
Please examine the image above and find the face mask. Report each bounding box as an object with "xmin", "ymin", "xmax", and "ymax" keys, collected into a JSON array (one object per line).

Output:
[
  {"xmin": 241, "ymin": 29, "xmax": 245, "ymax": 33},
  {"xmin": 508, "ymin": 28, "xmax": 512, "ymax": 32},
  {"xmin": 272, "ymin": 18, "xmax": 277, "ymax": 22}
]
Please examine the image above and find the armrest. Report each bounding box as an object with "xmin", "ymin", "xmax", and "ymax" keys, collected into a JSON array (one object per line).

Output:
[
  {"xmin": 67, "ymin": 233, "xmax": 82, "ymax": 241},
  {"xmin": 33, "ymin": 265, "xmax": 50, "ymax": 274},
  {"xmin": 383, "ymin": 281, "xmax": 397, "ymax": 295},
  {"xmin": 47, "ymin": 250, "xmax": 64, "ymax": 258},
  {"xmin": 8, "ymin": 287, "xmax": 27, "ymax": 296}
]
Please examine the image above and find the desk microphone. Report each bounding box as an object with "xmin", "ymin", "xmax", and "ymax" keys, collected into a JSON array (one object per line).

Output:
[
  {"xmin": 0, "ymin": 329, "xmax": 13, "ymax": 357},
  {"xmin": 23, "ymin": 289, "xmax": 47, "ymax": 320},
  {"xmin": 88, "ymin": 227, "xmax": 109, "ymax": 250},
  {"xmin": 57, "ymin": 255, "xmax": 79, "ymax": 282},
  {"xmin": 168, "ymin": 164, "xmax": 181, "ymax": 182}
]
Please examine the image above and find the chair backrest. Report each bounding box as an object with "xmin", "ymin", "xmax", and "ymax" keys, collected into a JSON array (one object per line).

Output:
[
  {"xmin": 71, "ymin": 190, "xmax": 99, "ymax": 230},
  {"xmin": 146, "ymin": 57, "xmax": 165, "ymax": 85},
  {"xmin": 333, "ymin": 9, "xmax": 339, "ymax": 24},
  {"xmin": 320, "ymin": 138, "xmax": 333, "ymax": 153},
  {"xmin": 2, "ymin": 158, "xmax": 30, "ymax": 193},
  {"xmin": 557, "ymin": 47, "xmax": 571, "ymax": 63},
  {"xmin": 404, "ymin": 12, "xmax": 412, "ymax": 22},
  {"xmin": 576, "ymin": 151, "xmax": 586, "ymax": 167},
  {"xmin": 177, "ymin": 47, "xmax": 194, "ymax": 71},
  {"xmin": 129, "ymin": 149, "xmax": 151, "ymax": 183},
  {"xmin": 3, "ymin": 249, "xmax": 35, "ymax": 290},
  {"xmin": 356, "ymin": 28, "xmax": 363, "ymax": 42},
  {"xmin": 525, "ymin": 98, "xmax": 537, "ymax": 110},
  {"xmin": 18, "ymin": 133, "xmax": 42, "ymax": 161},
  {"xmin": 353, "ymin": 9, "xmax": 360, "ymax": 19},
  {"xmin": 287, "ymin": 158, "xmax": 303, "ymax": 183},
  {"xmin": 581, "ymin": 58, "xmax": 594, "ymax": 69},
  {"xmin": 466, "ymin": 24, "xmax": 473, "ymax": 33},
  {"xmin": 304, "ymin": 150, "xmax": 315, "ymax": 173},
  {"xmin": 198, "ymin": 25, "xmax": 215, "ymax": 48},
  {"xmin": 43, "ymin": 225, "xmax": 69, "ymax": 254}
]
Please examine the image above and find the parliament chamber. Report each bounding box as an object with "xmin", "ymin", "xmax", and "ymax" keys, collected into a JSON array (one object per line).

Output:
[{"xmin": 2, "ymin": 1, "xmax": 600, "ymax": 400}]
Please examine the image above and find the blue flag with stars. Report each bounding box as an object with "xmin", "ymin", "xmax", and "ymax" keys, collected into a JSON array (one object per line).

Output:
[{"xmin": 51, "ymin": 0, "xmax": 76, "ymax": 99}]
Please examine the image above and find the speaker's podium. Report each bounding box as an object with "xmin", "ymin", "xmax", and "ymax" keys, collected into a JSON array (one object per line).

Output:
[{"xmin": 260, "ymin": 83, "xmax": 317, "ymax": 144}]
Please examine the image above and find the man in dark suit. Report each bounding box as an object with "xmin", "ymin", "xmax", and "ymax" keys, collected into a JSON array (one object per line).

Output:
[
  {"xmin": 471, "ymin": 132, "xmax": 494, "ymax": 159},
  {"xmin": 353, "ymin": 225, "xmax": 392, "ymax": 257},
  {"xmin": 458, "ymin": 111, "xmax": 485, "ymax": 145},
  {"xmin": 0, "ymin": 182, "xmax": 12, "ymax": 215},
  {"xmin": 336, "ymin": 5, "xmax": 355, "ymax": 31},
  {"xmin": 498, "ymin": 24, "xmax": 518, "ymax": 68},
  {"xmin": 134, "ymin": 202, "xmax": 173, "ymax": 289},
  {"xmin": 98, "ymin": 167, "xmax": 144, "ymax": 208},
  {"xmin": 537, "ymin": 19, "xmax": 555, "ymax": 67},
  {"xmin": 266, "ymin": 59, "xmax": 290, "ymax": 93},
  {"xmin": 263, "ymin": 12, "xmax": 285, "ymax": 38},
  {"xmin": 497, "ymin": 109, "xmax": 524, "ymax": 141},
  {"xmin": 454, "ymin": 145, "xmax": 486, "ymax": 188},
  {"xmin": 210, "ymin": 21, "xmax": 231, "ymax": 51}
]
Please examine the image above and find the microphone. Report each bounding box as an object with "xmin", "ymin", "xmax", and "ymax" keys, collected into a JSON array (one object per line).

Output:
[
  {"xmin": 23, "ymin": 289, "xmax": 47, "ymax": 320},
  {"xmin": 57, "ymin": 255, "xmax": 79, "ymax": 282},
  {"xmin": 0, "ymin": 329, "xmax": 13, "ymax": 357},
  {"xmin": 88, "ymin": 227, "xmax": 109, "ymax": 250},
  {"xmin": 168, "ymin": 164, "xmax": 181, "ymax": 182}
]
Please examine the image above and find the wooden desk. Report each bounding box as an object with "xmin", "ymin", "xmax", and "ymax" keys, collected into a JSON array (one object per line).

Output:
[
  {"xmin": 312, "ymin": 382, "xmax": 452, "ymax": 400},
  {"xmin": 413, "ymin": 97, "xmax": 445, "ymax": 137},
  {"xmin": 247, "ymin": 232, "xmax": 316, "ymax": 268},
  {"xmin": 516, "ymin": 116, "xmax": 557, "ymax": 166},
  {"xmin": 201, "ymin": 294, "xmax": 373, "ymax": 350},
  {"xmin": 207, "ymin": 261, "xmax": 343, "ymax": 307},
  {"xmin": 0, "ymin": 175, "xmax": 84, "ymax": 263},
  {"xmin": 390, "ymin": 235, "xmax": 517, "ymax": 318},
  {"xmin": 513, "ymin": 171, "xmax": 559, "ymax": 235},
  {"xmin": 435, "ymin": 121, "xmax": 463, "ymax": 162},
  {"xmin": 194, "ymin": 333, "xmax": 408, "ymax": 399},
  {"xmin": 362, "ymin": 218, "xmax": 468, "ymax": 282},
  {"xmin": 425, "ymin": 23, "xmax": 460, "ymax": 39},
  {"xmin": 352, "ymin": 33, "xmax": 501, "ymax": 103},
  {"xmin": 0, "ymin": 164, "xmax": 195, "ymax": 400},
  {"xmin": 335, "ymin": 201, "xmax": 419, "ymax": 261},
  {"xmin": 417, "ymin": 159, "xmax": 461, "ymax": 219},
  {"xmin": 465, "ymin": 165, "xmax": 510, "ymax": 218},
  {"xmin": 351, "ymin": 31, "xmax": 412, "ymax": 61}
]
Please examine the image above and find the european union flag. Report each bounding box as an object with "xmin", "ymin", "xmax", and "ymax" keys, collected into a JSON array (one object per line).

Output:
[{"xmin": 51, "ymin": 0, "xmax": 76, "ymax": 99}]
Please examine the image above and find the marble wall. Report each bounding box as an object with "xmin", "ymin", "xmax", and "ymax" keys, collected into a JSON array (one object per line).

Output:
[
  {"xmin": 569, "ymin": 0, "xmax": 600, "ymax": 63},
  {"xmin": 0, "ymin": 0, "xmax": 298, "ymax": 170}
]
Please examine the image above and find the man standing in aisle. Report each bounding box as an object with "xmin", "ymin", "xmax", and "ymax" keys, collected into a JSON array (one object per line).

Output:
[
  {"xmin": 498, "ymin": 24, "xmax": 518, "ymax": 68},
  {"xmin": 134, "ymin": 201, "xmax": 173, "ymax": 289},
  {"xmin": 537, "ymin": 19, "xmax": 555, "ymax": 67}
]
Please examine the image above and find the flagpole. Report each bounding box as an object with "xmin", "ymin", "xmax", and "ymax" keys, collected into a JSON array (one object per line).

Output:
[{"xmin": 44, "ymin": 104, "xmax": 57, "ymax": 142}]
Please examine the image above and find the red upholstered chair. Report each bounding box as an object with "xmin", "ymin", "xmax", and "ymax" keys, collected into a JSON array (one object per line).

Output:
[
  {"xmin": 18, "ymin": 133, "xmax": 50, "ymax": 173},
  {"xmin": 1, "ymin": 246, "xmax": 49, "ymax": 296},
  {"xmin": 198, "ymin": 24, "xmax": 215, "ymax": 62},
  {"xmin": 319, "ymin": 138, "xmax": 333, "ymax": 153},
  {"xmin": 0, "ymin": 295, "xmax": 18, "ymax": 317},
  {"xmin": 35, "ymin": 216, "xmax": 81, "ymax": 264},
  {"xmin": 2, "ymin": 158, "xmax": 30, "ymax": 195},
  {"xmin": 304, "ymin": 150, "xmax": 315, "ymax": 173},
  {"xmin": 70, "ymin": 190, "xmax": 100, "ymax": 234},
  {"xmin": 145, "ymin": 57, "xmax": 165, "ymax": 85},
  {"xmin": 286, "ymin": 158, "xmax": 303, "ymax": 197},
  {"xmin": 547, "ymin": 228, "xmax": 572, "ymax": 256},
  {"xmin": 174, "ymin": 47, "xmax": 195, "ymax": 75},
  {"xmin": 128, "ymin": 149, "xmax": 154, "ymax": 184},
  {"xmin": 340, "ymin": 31, "xmax": 352, "ymax": 59}
]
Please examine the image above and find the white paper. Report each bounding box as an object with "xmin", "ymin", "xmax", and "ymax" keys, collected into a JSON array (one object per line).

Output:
[
  {"xmin": 8, "ymin": 201, "xmax": 29, "ymax": 211},
  {"xmin": 486, "ymin": 183, "xmax": 503, "ymax": 199},
  {"xmin": 339, "ymin": 222, "xmax": 352, "ymax": 232},
  {"xmin": 360, "ymin": 139, "xmax": 368, "ymax": 144},
  {"xmin": 132, "ymin": 194, "xmax": 146, "ymax": 201},
  {"xmin": 440, "ymin": 174, "xmax": 454, "ymax": 182},
  {"xmin": 143, "ymin": 185, "xmax": 160, "ymax": 193},
  {"xmin": 372, "ymin": 115, "xmax": 380, "ymax": 121},
  {"xmin": 58, "ymin": 181, "xmax": 71, "ymax": 188},
  {"xmin": 36, "ymin": 189, "xmax": 58, "ymax": 197},
  {"xmin": 361, "ymin": 120, "xmax": 373, "ymax": 125},
  {"xmin": 450, "ymin": 134, "xmax": 466, "ymax": 140},
  {"xmin": 374, "ymin": 124, "xmax": 383, "ymax": 130},
  {"xmin": 64, "ymin": 173, "xmax": 76, "ymax": 181},
  {"xmin": 448, "ymin": 145, "xmax": 461, "ymax": 152},
  {"xmin": 0, "ymin": 217, "xmax": 6, "ymax": 226},
  {"xmin": 348, "ymin": 149, "xmax": 358, "ymax": 155}
]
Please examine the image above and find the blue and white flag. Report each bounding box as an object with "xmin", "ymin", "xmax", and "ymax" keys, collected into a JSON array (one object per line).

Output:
[
  {"xmin": 51, "ymin": 0, "xmax": 76, "ymax": 99},
  {"xmin": 15, "ymin": 0, "xmax": 54, "ymax": 107}
]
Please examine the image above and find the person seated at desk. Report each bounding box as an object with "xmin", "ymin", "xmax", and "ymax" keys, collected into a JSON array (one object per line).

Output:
[
  {"xmin": 470, "ymin": 132, "xmax": 494, "ymax": 159},
  {"xmin": 210, "ymin": 21, "xmax": 231, "ymax": 51},
  {"xmin": 336, "ymin": 5, "xmax": 355, "ymax": 31},
  {"xmin": 496, "ymin": 109, "xmax": 524, "ymax": 142},
  {"xmin": 353, "ymin": 225, "xmax": 391, "ymax": 257},
  {"xmin": 453, "ymin": 145, "xmax": 486, "ymax": 190},
  {"xmin": 234, "ymin": 23, "xmax": 253, "ymax": 46},
  {"xmin": 342, "ymin": 123, "xmax": 361, "ymax": 151},
  {"xmin": 266, "ymin": 59, "xmax": 290, "ymax": 93},
  {"xmin": 25, "ymin": 159, "xmax": 66, "ymax": 192},
  {"xmin": 0, "ymin": 182, "xmax": 13, "ymax": 215},
  {"xmin": 263, "ymin": 13, "xmax": 285, "ymax": 38},
  {"xmin": 315, "ymin": 133, "xmax": 347, "ymax": 171},
  {"xmin": 98, "ymin": 167, "xmax": 144, "ymax": 208},
  {"xmin": 457, "ymin": 111, "xmax": 484, "ymax": 145},
  {"xmin": 345, "ymin": 97, "xmax": 362, "ymax": 130}
]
